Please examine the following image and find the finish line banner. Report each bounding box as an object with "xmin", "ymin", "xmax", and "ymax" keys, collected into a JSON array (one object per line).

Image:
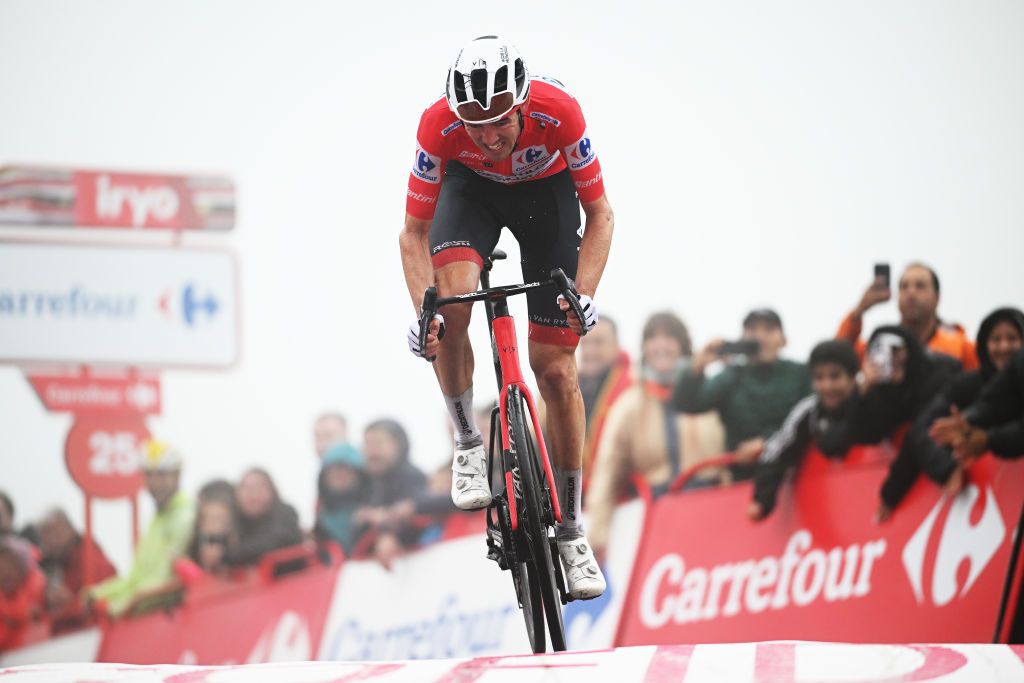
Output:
[{"xmin": 0, "ymin": 242, "xmax": 238, "ymax": 367}]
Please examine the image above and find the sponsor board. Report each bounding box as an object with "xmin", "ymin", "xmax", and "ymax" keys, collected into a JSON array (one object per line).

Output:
[
  {"xmin": 317, "ymin": 536, "xmax": 530, "ymax": 661},
  {"xmin": 65, "ymin": 414, "xmax": 149, "ymax": 499},
  {"xmin": 0, "ymin": 628, "xmax": 102, "ymax": 668},
  {"xmin": 0, "ymin": 243, "xmax": 238, "ymax": 367},
  {"xmin": 97, "ymin": 564, "xmax": 339, "ymax": 665},
  {"xmin": 619, "ymin": 452, "xmax": 1024, "ymax": 644},
  {"xmin": 27, "ymin": 370, "xmax": 161, "ymax": 414},
  {"xmin": 0, "ymin": 166, "xmax": 234, "ymax": 230}
]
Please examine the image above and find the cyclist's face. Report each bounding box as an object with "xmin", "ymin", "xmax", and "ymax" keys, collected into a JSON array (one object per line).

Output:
[{"xmin": 465, "ymin": 115, "xmax": 521, "ymax": 162}]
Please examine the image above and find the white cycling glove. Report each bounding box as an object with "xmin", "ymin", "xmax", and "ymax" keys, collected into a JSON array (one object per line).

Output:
[
  {"xmin": 556, "ymin": 294, "xmax": 599, "ymax": 333},
  {"xmin": 407, "ymin": 314, "xmax": 445, "ymax": 358}
]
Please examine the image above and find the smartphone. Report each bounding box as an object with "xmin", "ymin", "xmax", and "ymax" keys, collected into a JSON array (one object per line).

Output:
[
  {"xmin": 874, "ymin": 263, "xmax": 890, "ymax": 289},
  {"xmin": 717, "ymin": 339, "xmax": 761, "ymax": 357}
]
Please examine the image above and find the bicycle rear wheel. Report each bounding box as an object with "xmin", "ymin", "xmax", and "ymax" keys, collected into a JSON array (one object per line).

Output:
[{"xmin": 508, "ymin": 387, "xmax": 566, "ymax": 652}]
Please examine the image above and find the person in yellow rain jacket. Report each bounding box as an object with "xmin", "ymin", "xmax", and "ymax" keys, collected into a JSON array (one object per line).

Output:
[{"xmin": 88, "ymin": 441, "xmax": 195, "ymax": 616}]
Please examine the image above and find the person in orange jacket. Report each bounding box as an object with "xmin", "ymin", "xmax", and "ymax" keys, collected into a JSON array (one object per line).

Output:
[{"xmin": 837, "ymin": 262, "xmax": 977, "ymax": 371}]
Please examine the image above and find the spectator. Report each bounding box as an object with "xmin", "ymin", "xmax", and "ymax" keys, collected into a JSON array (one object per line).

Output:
[
  {"xmin": 232, "ymin": 468, "xmax": 304, "ymax": 566},
  {"xmin": 314, "ymin": 412, "xmax": 349, "ymax": 459},
  {"xmin": 185, "ymin": 481, "xmax": 240, "ymax": 577},
  {"xmin": 672, "ymin": 308, "xmax": 811, "ymax": 480},
  {"xmin": 878, "ymin": 307, "xmax": 1024, "ymax": 511},
  {"xmin": 36, "ymin": 508, "xmax": 116, "ymax": 621},
  {"xmin": 315, "ymin": 443, "xmax": 369, "ymax": 555},
  {"xmin": 837, "ymin": 262, "xmax": 978, "ymax": 370},
  {"xmin": 749, "ymin": 340, "xmax": 861, "ymax": 519},
  {"xmin": 931, "ymin": 346, "xmax": 1024, "ymax": 461},
  {"xmin": 87, "ymin": 441, "xmax": 195, "ymax": 616},
  {"xmin": 0, "ymin": 492, "xmax": 13, "ymax": 537},
  {"xmin": 0, "ymin": 535, "xmax": 46, "ymax": 651},
  {"xmin": 386, "ymin": 406, "xmax": 497, "ymax": 541},
  {"xmin": 587, "ymin": 312, "xmax": 725, "ymax": 560},
  {"xmin": 355, "ymin": 419, "xmax": 427, "ymax": 566},
  {"xmin": 577, "ymin": 316, "xmax": 633, "ymax": 487}
]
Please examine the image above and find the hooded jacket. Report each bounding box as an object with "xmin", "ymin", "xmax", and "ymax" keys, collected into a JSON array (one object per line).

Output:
[
  {"xmin": 965, "ymin": 345, "xmax": 1024, "ymax": 458},
  {"xmin": 879, "ymin": 309, "xmax": 1024, "ymax": 506}
]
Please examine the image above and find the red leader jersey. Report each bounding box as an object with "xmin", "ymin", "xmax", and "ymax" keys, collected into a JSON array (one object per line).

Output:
[{"xmin": 406, "ymin": 77, "xmax": 606, "ymax": 220}]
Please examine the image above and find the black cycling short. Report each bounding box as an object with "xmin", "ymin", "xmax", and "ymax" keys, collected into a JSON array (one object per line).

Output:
[{"xmin": 429, "ymin": 161, "xmax": 583, "ymax": 347}]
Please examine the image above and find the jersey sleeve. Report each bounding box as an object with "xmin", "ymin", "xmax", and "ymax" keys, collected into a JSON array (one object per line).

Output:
[
  {"xmin": 557, "ymin": 97, "xmax": 605, "ymax": 203},
  {"xmin": 406, "ymin": 110, "xmax": 448, "ymax": 220}
]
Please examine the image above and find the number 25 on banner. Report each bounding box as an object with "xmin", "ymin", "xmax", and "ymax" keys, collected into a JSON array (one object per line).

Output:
[{"xmin": 65, "ymin": 416, "xmax": 149, "ymax": 499}]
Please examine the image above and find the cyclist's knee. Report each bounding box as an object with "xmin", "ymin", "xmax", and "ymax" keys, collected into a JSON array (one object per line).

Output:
[
  {"xmin": 434, "ymin": 262, "xmax": 479, "ymax": 333},
  {"xmin": 530, "ymin": 347, "xmax": 579, "ymax": 398}
]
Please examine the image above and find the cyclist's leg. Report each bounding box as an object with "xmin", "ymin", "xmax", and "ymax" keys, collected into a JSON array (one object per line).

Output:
[
  {"xmin": 509, "ymin": 169, "xmax": 605, "ymax": 598},
  {"xmin": 430, "ymin": 164, "xmax": 502, "ymax": 509}
]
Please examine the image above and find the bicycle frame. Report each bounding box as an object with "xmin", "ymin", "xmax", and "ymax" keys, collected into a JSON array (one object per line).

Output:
[
  {"xmin": 479, "ymin": 265, "xmax": 562, "ymax": 533},
  {"xmin": 417, "ymin": 261, "xmax": 588, "ymax": 531}
]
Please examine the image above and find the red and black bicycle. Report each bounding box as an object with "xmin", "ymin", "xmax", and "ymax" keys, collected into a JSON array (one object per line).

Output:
[{"xmin": 417, "ymin": 249, "xmax": 589, "ymax": 653}]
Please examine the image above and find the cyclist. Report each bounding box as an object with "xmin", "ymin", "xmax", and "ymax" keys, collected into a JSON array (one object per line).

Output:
[{"xmin": 400, "ymin": 36, "xmax": 613, "ymax": 599}]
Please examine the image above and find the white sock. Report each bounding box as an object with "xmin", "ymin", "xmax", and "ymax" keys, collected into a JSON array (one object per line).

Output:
[
  {"xmin": 555, "ymin": 467, "xmax": 583, "ymax": 540},
  {"xmin": 445, "ymin": 387, "xmax": 482, "ymax": 449}
]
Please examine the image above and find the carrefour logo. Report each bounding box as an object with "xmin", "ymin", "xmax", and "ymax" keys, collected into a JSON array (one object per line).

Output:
[
  {"xmin": 418, "ymin": 152, "xmax": 435, "ymax": 174},
  {"xmin": 901, "ymin": 484, "xmax": 1005, "ymax": 607},
  {"xmin": 159, "ymin": 283, "xmax": 220, "ymax": 328},
  {"xmin": 567, "ymin": 133, "xmax": 596, "ymax": 170},
  {"xmin": 512, "ymin": 146, "xmax": 551, "ymax": 174},
  {"xmin": 412, "ymin": 146, "xmax": 441, "ymax": 184}
]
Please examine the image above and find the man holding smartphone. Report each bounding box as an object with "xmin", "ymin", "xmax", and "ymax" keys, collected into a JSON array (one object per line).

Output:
[
  {"xmin": 672, "ymin": 309, "xmax": 811, "ymax": 480},
  {"xmin": 836, "ymin": 262, "xmax": 978, "ymax": 370}
]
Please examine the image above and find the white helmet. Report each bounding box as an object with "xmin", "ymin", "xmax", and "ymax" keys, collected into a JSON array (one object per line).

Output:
[{"xmin": 446, "ymin": 36, "xmax": 530, "ymax": 124}]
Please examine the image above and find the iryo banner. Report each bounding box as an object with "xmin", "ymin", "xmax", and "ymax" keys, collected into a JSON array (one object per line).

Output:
[
  {"xmin": 0, "ymin": 166, "xmax": 234, "ymax": 231},
  {"xmin": 0, "ymin": 242, "xmax": 238, "ymax": 367}
]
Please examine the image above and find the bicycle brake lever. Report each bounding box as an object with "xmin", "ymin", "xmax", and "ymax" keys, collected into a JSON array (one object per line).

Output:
[
  {"xmin": 419, "ymin": 287, "xmax": 438, "ymax": 362},
  {"xmin": 550, "ymin": 269, "xmax": 589, "ymax": 337}
]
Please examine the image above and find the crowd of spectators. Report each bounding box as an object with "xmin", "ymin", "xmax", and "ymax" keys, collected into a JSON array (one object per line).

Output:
[
  {"xmin": 576, "ymin": 262, "xmax": 1023, "ymax": 536},
  {"xmin": 4, "ymin": 260, "xmax": 1023, "ymax": 652}
]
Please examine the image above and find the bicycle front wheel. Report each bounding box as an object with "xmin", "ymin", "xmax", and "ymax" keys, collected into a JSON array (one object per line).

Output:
[{"xmin": 508, "ymin": 387, "xmax": 566, "ymax": 652}]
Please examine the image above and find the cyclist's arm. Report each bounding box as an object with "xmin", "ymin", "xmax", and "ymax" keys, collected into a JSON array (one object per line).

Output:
[
  {"xmin": 575, "ymin": 193, "xmax": 614, "ymax": 298},
  {"xmin": 399, "ymin": 213, "xmax": 434, "ymax": 312}
]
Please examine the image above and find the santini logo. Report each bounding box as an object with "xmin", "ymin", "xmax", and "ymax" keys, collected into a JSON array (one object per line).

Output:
[{"xmin": 901, "ymin": 484, "xmax": 1005, "ymax": 607}]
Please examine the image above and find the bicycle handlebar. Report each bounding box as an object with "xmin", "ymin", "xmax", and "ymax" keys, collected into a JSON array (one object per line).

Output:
[{"xmin": 417, "ymin": 268, "xmax": 588, "ymax": 363}]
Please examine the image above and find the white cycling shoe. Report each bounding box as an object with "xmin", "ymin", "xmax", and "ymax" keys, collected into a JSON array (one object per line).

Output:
[
  {"xmin": 451, "ymin": 444, "xmax": 492, "ymax": 511},
  {"xmin": 556, "ymin": 536, "xmax": 606, "ymax": 600}
]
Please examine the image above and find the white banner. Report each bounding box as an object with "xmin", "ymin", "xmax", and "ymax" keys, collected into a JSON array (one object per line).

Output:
[
  {"xmin": 0, "ymin": 243, "xmax": 237, "ymax": 367},
  {"xmin": 317, "ymin": 536, "xmax": 532, "ymax": 661}
]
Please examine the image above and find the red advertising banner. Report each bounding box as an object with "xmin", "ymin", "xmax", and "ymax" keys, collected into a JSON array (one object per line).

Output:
[
  {"xmin": 97, "ymin": 564, "xmax": 341, "ymax": 665},
  {"xmin": 618, "ymin": 453, "xmax": 1024, "ymax": 645},
  {"xmin": 27, "ymin": 371, "xmax": 161, "ymax": 415},
  {"xmin": 0, "ymin": 165, "xmax": 234, "ymax": 230},
  {"xmin": 65, "ymin": 415, "xmax": 149, "ymax": 499}
]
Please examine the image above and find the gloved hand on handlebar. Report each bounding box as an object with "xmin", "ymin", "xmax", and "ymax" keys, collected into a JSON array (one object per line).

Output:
[
  {"xmin": 557, "ymin": 293, "xmax": 598, "ymax": 335},
  {"xmin": 408, "ymin": 314, "xmax": 445, "ymax": 359}
]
